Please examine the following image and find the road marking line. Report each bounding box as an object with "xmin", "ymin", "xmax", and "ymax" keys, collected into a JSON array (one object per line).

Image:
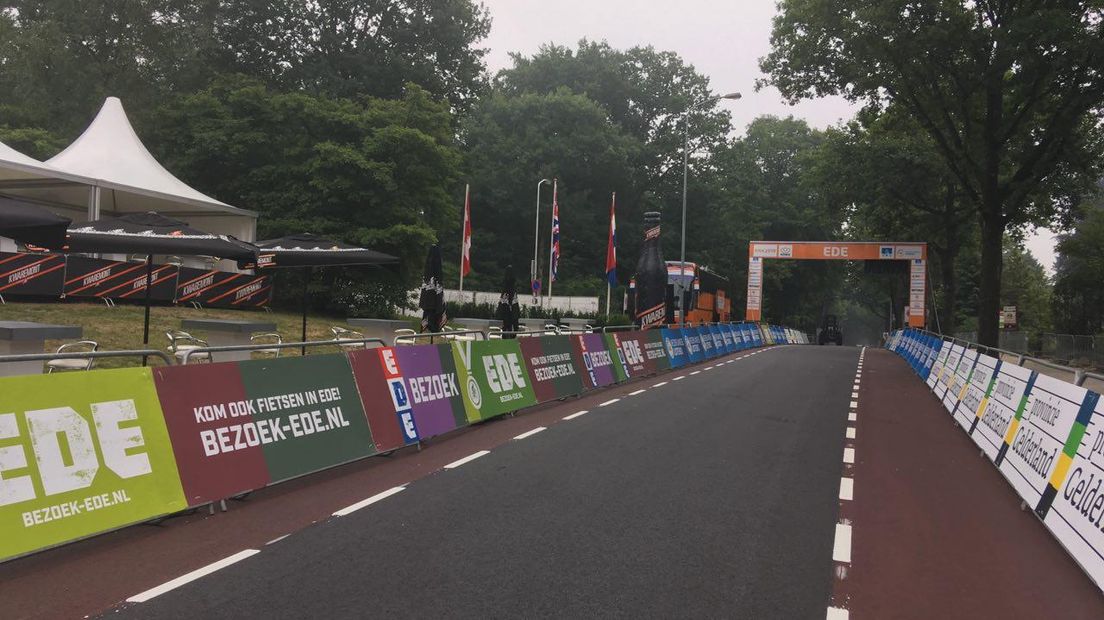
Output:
[
  {"xmin": 333, "ymin": 486, "xmax": 405, "ymax": 517},
  {"xmin": 690, "ymin": 371, "xmax": 701, "ymax": 375},
  {"xmin": 840, "ymin": 477, "xmax": 854, "ymax": 501},
  {"xmin": 598, "ymin": 398, "xmax": 620, "ymax": 407},
  {"xmin": 266, "ymin": 534, "xmax": 290, "ymax": 545},
  {"xmin": 850, "ymin": 401, "xmax": 858, "ymax": 409},
  {"xmin": 127, "ymin": 549, "xmax": 261, "ymax": 603},
  {"xmin": 444, "ymin": 450, "xmax": 490, "ymax": 469},
  {"xmin": 843, "ymin": 447, "xmax": 855, "ymax": 464},
  {"xmin": 827, "ymin": 606, "xmax": 850, "ymax": 619},
  {"xmin": 846, "ymin": 427, "xmax": 856, "ymax": 439},
  {"xmin": 834, "ymin": 523, "xmax": 852, "ymax": 563},
  {"xmin": 563, "ymin": 410, "xmax": 588, "ymax": 420},
  {"xmin": 628, "ymin": 389, "xmax": 646, "ymax": 396},
  {"xmin": 848, "ymin": 412, "xmax": 857, "ymax": 421},
  {"xmin": 513, "ymin": 426, "xmax": 547, "ymax": 440},
  {"xmin": 673, "ymin": 376, "xmax": 686, "ymax": 381},
  {"xmin": 652, "ymin": 381, "xmax": 668, "ymax": 388}
]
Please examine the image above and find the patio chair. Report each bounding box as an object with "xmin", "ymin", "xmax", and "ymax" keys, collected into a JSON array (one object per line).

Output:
[
  {"xmin": 331, "ymin": 326, "xmax": 368, "ymax": 350},
  {"xmin": 394, "ymin": 328, "xmax": 417, "ymax": 346},
  {"xmin": 250, "ymin": 332, "xmax": 283, "ymax": 358},
  {"xmin": 166, "ymin": 330, "xmax": 209, "ymax": 362},
  {"xmin": 488, "ymin": 326, "xmax": 502, "ymax": 340},
  {"xmin": 46, "ymin": 340, "xmax": 99, "ymax": 373},
  {"xmin": 442, "ymin": 325, "xmax": 476, "ymax": 341}
]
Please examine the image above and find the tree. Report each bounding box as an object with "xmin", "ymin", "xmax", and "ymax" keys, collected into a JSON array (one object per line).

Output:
[
  {"xmin": 809, "ymin": 109, "xmax": 977, "ymax": 332},
  {"xmin": 145, "ymin": 76, "xmax": 463, "ymax": 309},
  {"xmin": 1001, "ymin": 239, "xmax": 1053, "ymax": 333},
  {"xmin": 762, "ymin": 0, "xmax": 1104, "ymax": 346},
  {"xmin": 459, "ymin": 88, "xmax": 640, "ymax": 293},
  {"xmin": 1053, "ymin": 192, "xmax": 1104, "ymax": 334}
]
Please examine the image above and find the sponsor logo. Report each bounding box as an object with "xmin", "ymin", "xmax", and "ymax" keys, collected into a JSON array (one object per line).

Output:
[
  {"xmin": 7, "ymin": 263, "xmax": 41, "ymax": 285},
  {"xmin": 777, "ymin": 244, "xmax": 793, "ymax": 257},
  {"xmin": 466, "ymin": 376, "xmax": 482, "ymax": 408},
  {"xmin": 895, "ymin": 246, "xmax": 924, "ymax": 260},
  {"xmin": 752, "ymin": 244, "xmax": 778, "ymax": 258},
  {"xmin": 638, "ymin": 303, "xmax": 665, "ymax": 327},
  {"xmin": 234, "ymin": 281, "xmax": 264, "ymax": 301},
  {"xmin": 181, "ymin": 275, "xmax": 215, "ymax": 296},
  {"xmin": 879, "ymin": 245, "xmax": 894, "ymax": 259},
  {"xmin": 822, "ymin": 246, "xmax": 849, "ymax": 258},
  {"xmin": 0, "ymin": 400, "xmax": 152, "ymax": 508},
  {"xmin": 645, "ymin": 225, "xmax": 661, "ymax": 240},
  {"xmin": 81, "ymin": 268, "xmax": 112, "ymax": 287}
]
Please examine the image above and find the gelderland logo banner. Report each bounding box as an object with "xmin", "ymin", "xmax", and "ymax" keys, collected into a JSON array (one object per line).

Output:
[
  {"xmin": 452, "ymin": 340, "xmax": 537, "ymax": 422},
  {"xmin": 1044, "ymin": 392, "xmax": 1104, "ymax": 591},
  {"xmin": 996, "ymin": 374, "xmax": 1092, "ymax": 513},
  {"xmin": 0, "ymin": 368, "xmax": 186, "ymax": 561},
  {"xmin": 519, "ymin": 336, "xmax": 586, "ymax": 402},
  {"xmin": 699, "ymin": 326, "xmax": 716, "ymax": 358},
  {"xmin": 662, "ymin": 328, "xmax": 689, "ymax": 368},
  {"xmin": 719, "ymin": 324, "xmax": 736, "ymax": 354}
]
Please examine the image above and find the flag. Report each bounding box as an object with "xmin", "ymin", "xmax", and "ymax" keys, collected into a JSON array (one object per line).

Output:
[
  {"xmin": 605, "ymin": 192, "xmax": 617, "ymax": 286},
  {"xmin": 461, "ymin": 184, "xmax": 472, "ymax": 277},
  {"xmin": 551, "ymin": 180, "xmax": 560, "ymax": 282}
]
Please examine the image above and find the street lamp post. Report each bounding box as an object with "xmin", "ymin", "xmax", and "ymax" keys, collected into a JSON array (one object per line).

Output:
[
  {"xmin": 679, "ymin": 91, "xmax": 741, "ymax": 325},
  {"xmin": 534, "ymin": 178, "xmax": 551, "ymax": 303}
]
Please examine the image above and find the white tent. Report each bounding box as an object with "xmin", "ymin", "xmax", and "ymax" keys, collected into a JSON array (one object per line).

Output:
[{"xmin": 0, "ymin": 97, "xmax": 256, "ymax": 253}]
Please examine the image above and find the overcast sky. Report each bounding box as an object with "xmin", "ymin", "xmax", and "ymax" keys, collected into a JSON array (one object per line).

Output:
[{"xmin": 477, "ymin": 0, "xmax": 1058, "ymax": 274}]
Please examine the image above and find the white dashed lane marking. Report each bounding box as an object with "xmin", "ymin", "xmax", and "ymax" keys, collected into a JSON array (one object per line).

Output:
[
  {"xmin": 563, "ymin": 410, "xmax": 588, "ymax": 420},
  {"xmin": 333, "ymin": 486, "xmax": 406, "ymax": 517},
  {"xmin": 127, "ymin": 549, "xmax": 261, "ymax": 603},
  {"xmin": 839, "ymin": 477, "xmax": 854, "ymax": 501},
  {"xmin": 833, "ymin": 523, "xmax": 853, "ymax": 563},
  {"xmin": 512, "ymin": 427, "xmax": 547, "ymax": 440},
  {"xmin": 443, "ymin": 450, "xmax": 490, "ymax": 469}
]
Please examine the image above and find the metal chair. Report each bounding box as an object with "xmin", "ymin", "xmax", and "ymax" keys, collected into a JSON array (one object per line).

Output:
[
  {"xmin": 442, "ymin": 325, "xmax": 475, "ymax": 341},
  {"xmin": 331, "ymin": 326, "xmax": 368, "ymax": 350},
  {"xmin": 46, "ymin": 340, "xmax": 100, "ymax": 373},
  {"xmin": 166, "ymin": 330, "xmax": 209, "ymax": 362},
  {"xmin": 394, "ymin": 328, "xmax": 417, "ymax": 346},
  {"xmin": 250, "ymin": 332, "xmax": 283, "ymax": 358},
  {"xmin": 487, "ymin": 326, "xmax": 503, "ymax": 340}
]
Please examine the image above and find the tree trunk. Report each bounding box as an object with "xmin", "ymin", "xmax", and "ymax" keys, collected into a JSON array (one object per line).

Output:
[
  {"xmin": 939, "ymin": 183, "xmax": 960, "ymax": 334},
  {"xmin": 977, "ymin": 211, "xmax": 1004, "ymax": 346}
]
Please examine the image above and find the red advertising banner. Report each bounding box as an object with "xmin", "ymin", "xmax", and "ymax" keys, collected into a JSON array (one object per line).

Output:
[
  {"xmin": 176, "ymin": 267, "xmax": 271, "ymax": 308},
  {"xmin": 519, "ymin": 336, "xmax": 587, "ymax": 402},
  {"xmin": 152, "ymin": 363, "xmax": 269, "ymax": 506},
  {"xmin": 348, "ymin": 347, "xmax": 416, "ymax": 453}
]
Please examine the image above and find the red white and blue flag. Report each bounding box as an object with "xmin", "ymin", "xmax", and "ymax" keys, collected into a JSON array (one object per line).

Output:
[
  {"xmin": 606, "ymin": 192, "xmax": 617, "ymax": 286},
  {"xmin": 551, "ymin": 180, "xmax": 560, "ymax": 282}
]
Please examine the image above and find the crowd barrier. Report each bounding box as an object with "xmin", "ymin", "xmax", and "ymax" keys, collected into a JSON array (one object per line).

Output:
[
  {"xmin": 0, "ymin": 321, "xmax": 806, "ymax": 562},
  {"xmin": 887, "ymin": 329, "xmax": 1104, "ymax": 592}
]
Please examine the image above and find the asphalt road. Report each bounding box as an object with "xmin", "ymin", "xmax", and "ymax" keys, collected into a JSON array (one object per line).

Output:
[{"xmin": 109, "ymin": 345, "xmax": 859, "ymax": 619}]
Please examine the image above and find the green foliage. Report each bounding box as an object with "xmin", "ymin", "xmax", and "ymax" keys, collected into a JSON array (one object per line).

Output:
[
  {"xmin": 1001, "ymin": 239, "xmax": 1053, "ymax": 332},
  {"xmin": 762, "ymin": 0, "xmax": 1104, "ymax": 345},
  {"xmin": 1053, "ymin": 196, "xmax": 1104, "ymax": 334}
]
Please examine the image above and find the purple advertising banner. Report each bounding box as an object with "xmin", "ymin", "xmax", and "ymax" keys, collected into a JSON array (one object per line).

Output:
[
  {"xmin": 394, "ymin": 344, "xmax": 467, "ymax": 440},
  {"xmin": 573, "ymin": 333, "xmax": 618, "ymax": 389}
]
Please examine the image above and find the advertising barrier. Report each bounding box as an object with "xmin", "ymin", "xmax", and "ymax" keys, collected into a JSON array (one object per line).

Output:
[
  {"xmin": 63, "ymin": 256, "xmax": 178, "ymax": 302},
  {"xmin": 0, "ymin": 368, "xmax": 187, "ymax": 561},
  {"xmin": 573, "ymin": 333, "xmax": 620, "ymax": 389},
  {"xmin": 684, "ymin": 328, "xmax": 705, "ymax": 364},
  {"xmin": 1042, "ymin": 393, "xmax": 1104, "ymax": 589},
  {"xmin": 1, "ymin": 321, "xmax": 796, "ymax": 561},
  {"xmin": 452, "ymin": 339, "xmax": 538, "ymax": 421},
  {"xmin": 662, "ymin": 328, "xmax": 689, "ymax": 368},
  {"xmin": 953, "ymin": 352, "xmax": 1000, "ymax": 431},
  {"xmin": 520, "ymin": 336, "xmax": 587, "ymax": 402},
  {"xmin": 0, "ymin": 252, "xmax": 66, "ymax": 297},
  {"xmin": 942, "ymin": 348, "xmax": 978, "ymax": 413}
]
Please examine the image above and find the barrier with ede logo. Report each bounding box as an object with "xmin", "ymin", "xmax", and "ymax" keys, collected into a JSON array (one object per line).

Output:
[
  {"xmin": 452, "ymin": 339, "xmax": 538, "ymax": 421},
  {"xmin": 519, "ymin": 335, "xmax": 587, "ymax": 401},
  {"xmin": 1, "ymin": 368, "xmax": 186, "ymax": 562}
]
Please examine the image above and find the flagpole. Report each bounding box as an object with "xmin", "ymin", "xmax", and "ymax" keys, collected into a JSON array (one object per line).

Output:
[
  {"xmin": 459, "ymin": 183, "xmax": 469, "ymax": 294},
  {"xmin": 606, "ymin": 191, "xmax": 615, "ymax": 317},
  {"xmin": 547, "ymin": 178, "xmax": 556, "ymax": 305}
]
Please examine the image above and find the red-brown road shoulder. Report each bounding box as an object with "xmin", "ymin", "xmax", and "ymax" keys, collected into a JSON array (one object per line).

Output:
[{"xmin": 835, "ymin": 349, "xmax": 1104, "ymax": 619}]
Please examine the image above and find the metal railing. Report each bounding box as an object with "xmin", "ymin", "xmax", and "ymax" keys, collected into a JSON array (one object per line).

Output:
[
  {"xmin": 909, "ymin": 328, "xmax": 1092, "ymax": 387},
  {"xmin": 181, "ymin": 338, "xmax": 386, "ymax": 364},
  {"xmin": 392, "ymin": 329, "xmax": 488, "ymax": 346},
  {"xmin": 0, "ymin": 348, "xmax": 173, "ymax": 367}
]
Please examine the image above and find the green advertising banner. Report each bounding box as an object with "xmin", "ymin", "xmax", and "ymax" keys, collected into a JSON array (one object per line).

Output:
[
  {"xmin": 451, "ymin": 339, "xmax": 538, "ymax": 422},
  {"xmin": 0, "ymin": 368, "xmax": 186, "ymax": 561},
  {"xmin": 236, "ymin": 354, "xmax": 377, "ymax": 483}
]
